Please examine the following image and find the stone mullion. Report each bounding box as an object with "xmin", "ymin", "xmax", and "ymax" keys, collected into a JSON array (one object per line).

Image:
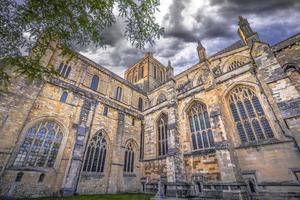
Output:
[
  {"xmin": 90, "ymin": 145, "xmax": 97, "ymax": 172},
  {"xmin": 235, "ymin": 98, "xmax": 250, "ymax": 142},
  {"xmin": 23, "ymin": 121, "xmax": 43, "ymax": 167},
  {"xmin": 190, "ymin": 113, "xmax": 199, "ymax": 150},
  {"xmin": 250, "ymin": 94, "xmax": 269, "ymax": 139},
  {"xmin": 241, "ymin": 97, "xmax": 258, "ymax": 141},
  {"xmin": 33, "ymin": 124, "xmax": 49, "ymax": 167}
]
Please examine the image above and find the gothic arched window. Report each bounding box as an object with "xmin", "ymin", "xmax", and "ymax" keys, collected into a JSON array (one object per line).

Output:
[
  {"xmin": 188, "ymin": 102, "xmax": 214, "ymax": 150},
  {"xmin": 90, "ymin": 75, "xmax": 99, "ymax": 91},
  {"xmin": 115, "ymin": 86, "xmax": 122, "ymax": 101},
  {"xmin": 138, "ymin": 97, "xmax": 143, "ymax": 111},
  {"xmin": 83, "ymin": 131, "xmax": 107, "ymax": 173},
  {"xmin": 15, "ymin": 172, "xmax": 24, "ymax": 182},
  {"xmin": 228, "ymin": 85, "xmax": 274, "ymax": 144},
  {"xmin": 59, "ymin": 91, "xmax": 68, "ymax": 103},
  {"xmin": 124, "ymin": 141, "xmax": 135, "ymax": 173},
  {"xmin": 157, "ymin": 114, "xmax": 168, "ymax": 156},
  {"xmin": 58, "ymin": 62, "xmax": 71, "ymax": 77},
  {"xmin": 13, "ymin": 121, "xmax": 63, "ymax": 168}
]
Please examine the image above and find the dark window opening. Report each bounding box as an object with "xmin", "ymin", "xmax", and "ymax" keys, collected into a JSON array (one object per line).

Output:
[
  {"xmin": 60, "ymin": 91, "xmax": 68, "ymax": 103},
  {"xmin": 138, "ymin": 97, "xmax": 143, "ymax": 111},
  {"xmin": 103, "ymin": 106, "xmax": 108, "ymax": 116},
  {"xmin": 90, "ymin": 75, "xmax": 99, "ymax": 91},
  {"xmin": 38, "ymin": 173, "xmax": 45, "ymax": 182},
  {"xmin": 248, "ymin": 181, "xmax": 256, "ymax": 193},
  {"xmin": 15, "ymin": 172, "xmax": 24, "ymax": 182}
]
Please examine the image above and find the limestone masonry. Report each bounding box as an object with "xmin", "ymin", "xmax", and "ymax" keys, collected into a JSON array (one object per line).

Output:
[{"xmin": 1, "ymin": 16, "xmax": 300, "ymax": 200}]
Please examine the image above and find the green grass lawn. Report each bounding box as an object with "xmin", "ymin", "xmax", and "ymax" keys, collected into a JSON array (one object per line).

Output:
[{"xmin": 39, "ymin": 194, "xmax": 153, "ymax": 200}]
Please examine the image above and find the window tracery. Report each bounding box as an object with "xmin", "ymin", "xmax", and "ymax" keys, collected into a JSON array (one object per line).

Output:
[
  {"xmin": 158, "ymin": 114, "xmax": 168, "ymax": 156},
  {"xmin": 228, "ymin": 85, "xmax": 274, "ymax": 143},
  {"xmin": 83, "ymin": 131, "xmax": 107, "ymax": 173},
  {"xmin": 13, "ymin": 121, "xmax": 63, "ymax": 168},
  {"xmin": 188, "ymin": 102, "xmax": 214, "ymax": 150}
]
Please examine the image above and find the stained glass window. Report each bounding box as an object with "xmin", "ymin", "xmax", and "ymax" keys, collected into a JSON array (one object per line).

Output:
[
  {"xmin": 83, "ymin": 131, "xmax": 107, "ymax": 173},
  {"xmin": 158, "ymin": 114, "xmax": 168, "ymax": 156},
  {"xmin": 13, "ymin": 121, "xmax": 63, "ymax": 168},
  {"xmin": 188, "ymin": 102, "xmax": 214, "ymax": 150},
  {"xmin": 228, "ymin": 85, "xmax": 274, "ymax": 143}
]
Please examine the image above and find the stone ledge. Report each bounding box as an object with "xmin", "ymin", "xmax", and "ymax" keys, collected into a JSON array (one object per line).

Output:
[{"xmin": 235, "ymin": 139, "xmax": 293, "ymax": 149}]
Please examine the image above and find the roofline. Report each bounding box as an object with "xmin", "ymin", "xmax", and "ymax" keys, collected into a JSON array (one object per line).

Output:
[
  {"xmin": 271, "ymin": 32, "xmax": 300, "ymax": 49},
  {"xmin": 75, "ymin": 52, "xmax": 147, "ymax": 95},
  {"xmin": 271, "ymin": 32, "xmax": 300, "ymax": 51}
]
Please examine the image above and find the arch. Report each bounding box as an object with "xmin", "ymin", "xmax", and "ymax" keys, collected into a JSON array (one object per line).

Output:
[
  {"xmin": 15, "ymin": 172, "xmax": 24, "ymax": 182},
  {"xmin": 123, "ymin": 139, "xmax": 138, "ymax": 173},
  {"xmin": 226, "ymin": 84, "xmax": 274, "ymax": 144},
  {"xmin": 138, "ymin": 97, "xmax": 143, "ymax": 111},
  {"xmin": 157, "ymin": 113, "xmax": 168, "ymax": 156},
  {"xmin": 82, "ymin": 130, "xmax": 108, "ymax": 173},
  {"xmin": 115, "ymin": 86, "xmax": 122, "ymax": 101},
  {"xmin": 12, "ymin": 119, "xmax": 64, "ymax": 168},
  {"xmin": 90, "ymin": 75, "xmax": 99, "ymax": 91},
  {"xmin": 60, "ymin": 91, "xmax": 68, "ymax": 103},
  {"xmin": 38, "ymin": 173, "xmax": 45, "ymax": 182},
  {"xmin": 248, "ymin": 180, "xmax": 256, "ymax": 193},
  {"xmin": 222, "ymin": 55, "xmax": 250, "ymax": 73},
  {"xmin": 282, "ymin": 63, "xmax": 299, "ymax": 73},
  {"xmin": 187, "ymin": 101, "xmax": 214, "ymax": 150},
  {"xmin": 157, "ymin": 93, "xmax": 167, "ymax": 105},
  {"xmin": 58, "ymin": 62, "xmax": 71, "ymax": 77}
]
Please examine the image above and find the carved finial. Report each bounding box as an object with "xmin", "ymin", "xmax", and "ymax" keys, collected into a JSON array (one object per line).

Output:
[
  {"xmin": 197, "ymin": 40, "xmax": 203, "ymax": 48},
  {"xmin": 197, "ymin": 40, "xmax": 206, "ymax": 62},
  {"xmin": 168, "ymin": 60, "xmax": 171, "ymax": 67}
]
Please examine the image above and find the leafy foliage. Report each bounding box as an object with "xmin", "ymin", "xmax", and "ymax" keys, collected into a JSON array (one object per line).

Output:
[{"xmin": 0, "ymin": 0, "xmax": 163, "ymax": 92}]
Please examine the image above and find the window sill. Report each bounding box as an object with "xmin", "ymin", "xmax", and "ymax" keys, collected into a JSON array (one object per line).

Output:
[
  {"xmin": 123, "ymin": 173, "xmax": 136, "ymax": 177},
  {"xmin": 8, "ymin": 166, "xmax": 50, "ymax": 172},
  {"xmin": 184, "ymin": 148, "xmax": 216, "ymax": 157},
  {"xmin": 80, "ymin": 172, "xmax": 104, "ymax": 179},
  {"xmin": 235, "ymin": 138, "xmax": 291, "ymax": 149}
]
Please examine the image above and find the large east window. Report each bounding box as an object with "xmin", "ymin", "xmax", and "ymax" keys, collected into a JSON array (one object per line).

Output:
[{"xmin": 228, "ymin": 85, "xmax": 274, "ymax": 143}]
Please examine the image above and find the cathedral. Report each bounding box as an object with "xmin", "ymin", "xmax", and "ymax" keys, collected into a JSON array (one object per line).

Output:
[{"xmin": 0, "ymin": 16, "xmax": 300, "ymax": 200}]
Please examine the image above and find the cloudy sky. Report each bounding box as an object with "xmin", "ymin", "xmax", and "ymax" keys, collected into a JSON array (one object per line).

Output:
[{"xmin": 80, "ymin": 0, "xmax": 300, "ymax": 77}]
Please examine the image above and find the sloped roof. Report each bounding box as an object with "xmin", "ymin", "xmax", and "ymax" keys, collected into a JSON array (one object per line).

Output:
[
  {"xmin": 272, "ymin": 32, "xmax": 300, "ymax": 52},
  {"xmin": 211, "ymin": 40, "xmax": 245, "ymax": 57}
]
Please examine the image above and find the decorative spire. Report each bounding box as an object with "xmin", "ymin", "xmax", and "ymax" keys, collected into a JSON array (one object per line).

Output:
[
  {"xmin": 197, "ymin": 40, "xmax": 203, "ymax": 48},
  {"xmin": 237, "ymin": 16, "xmax": 260, "ymax": 46},
  {"xmin": 168, "ymin": 60, "xmax": 172, "ymax": 67},
  {"xmin": 197, "ymin": 40, "xmax": 207, "ymax": 63}
]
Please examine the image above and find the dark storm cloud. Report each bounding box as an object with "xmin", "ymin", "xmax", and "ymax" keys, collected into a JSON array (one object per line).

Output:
[
  {"xmin": 80, "ymin": 0, "xmax": 300, "ymax": 76},
  {"xmin": 210, "ymin": 0, "xmax": 300, "ymax": 15},
  {"xmin": 164, "ymin": 0, "xmax": 300, "ymax": 44},
  {"xmin": 163, "ymin": 0, "xmax": 198, "ymax": 42}
]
